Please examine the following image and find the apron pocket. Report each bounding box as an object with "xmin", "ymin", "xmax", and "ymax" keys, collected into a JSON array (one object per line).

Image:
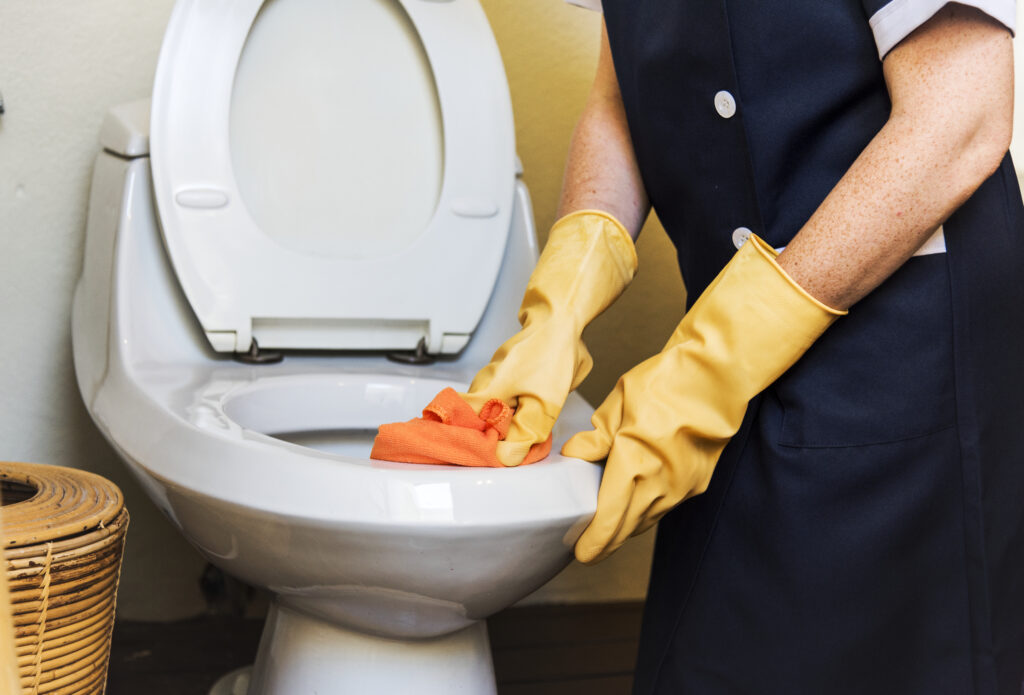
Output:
[{"xmin": 774, "ymin": 255, "xmax": 956, "ymax": 448}]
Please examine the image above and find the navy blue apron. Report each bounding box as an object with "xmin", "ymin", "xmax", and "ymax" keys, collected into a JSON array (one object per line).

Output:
[{"xmin": 599, "ymin": 2, "xmax": 1024, "ymax": 693}]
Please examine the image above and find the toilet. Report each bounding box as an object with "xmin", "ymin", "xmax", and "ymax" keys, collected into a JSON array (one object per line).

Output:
[{"xmin": 70, "ymin": 0, "xmax": 603, "ymax": 693}]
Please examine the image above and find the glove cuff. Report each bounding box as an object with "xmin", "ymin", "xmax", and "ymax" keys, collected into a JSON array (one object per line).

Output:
[
  {"xmin": 746, "ymin": 235, "xmax": 846, "ymax": 317},
  {"xmin": 551, "ymin": 209, "xmax": 639, "ymax": 274}
]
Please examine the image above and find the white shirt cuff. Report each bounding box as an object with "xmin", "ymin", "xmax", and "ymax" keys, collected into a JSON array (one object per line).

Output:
[
  {"xmin": 564, "ymin": 0, "xmax": 602, "ymax": 11},
  {"xmin": 869, "ymin": 0, "xmax": 1016, "ymax": 58}
]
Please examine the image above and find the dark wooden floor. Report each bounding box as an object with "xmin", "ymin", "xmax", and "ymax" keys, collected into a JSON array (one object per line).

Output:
[{"xmin": 105, "ymin": 603, "xmax": 643, "ymax": 694}]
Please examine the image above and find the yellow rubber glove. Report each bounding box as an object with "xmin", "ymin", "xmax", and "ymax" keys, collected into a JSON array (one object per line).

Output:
[
  {"xmin": 563, "ymin": 234, "xmax": 845, "ymax": 563},
  {"xmin": 463, "ymin": 210, "xmax": 638, "ymax": 466}
]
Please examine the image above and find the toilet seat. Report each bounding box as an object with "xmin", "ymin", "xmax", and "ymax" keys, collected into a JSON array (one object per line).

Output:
[{"xmin": 150, "ymin": 0, "xmax": 516, "ymax": 356}]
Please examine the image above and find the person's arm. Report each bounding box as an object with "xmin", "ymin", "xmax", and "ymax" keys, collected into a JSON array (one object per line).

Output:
[
  {"xmin": 564, "ymin": 4, "xmax": 1014, "ymax": 563},
  {"xmin": 557, "ymin": 21, "xmax": 650, "ymax": 239},
  {"xmin": 459, "ymin": 21, "xmax": 647, "ymax": 466},
  {"xmin": 777, "ymin": 4, "xmax": 1013, "ymax": 310}
]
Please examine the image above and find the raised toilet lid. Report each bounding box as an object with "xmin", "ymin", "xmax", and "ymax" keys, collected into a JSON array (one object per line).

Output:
[{"xmin": 150, "ymin": 0, "xmax": 516, "ymax": 355}]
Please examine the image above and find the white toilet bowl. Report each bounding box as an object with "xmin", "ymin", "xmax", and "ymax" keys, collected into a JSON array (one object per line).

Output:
[
  {"xmin": 72, "ymin": 1, "xmax": 604, "ymax": 688},
  {"xmin": 75, "ymin": 137, "xmax": 603, "ymax": 694}
]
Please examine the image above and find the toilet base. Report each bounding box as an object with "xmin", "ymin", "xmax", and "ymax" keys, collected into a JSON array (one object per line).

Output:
[
  {"xmin": 209, "ymin": 666, "xmax": 251, "ymax": 695},
  {"xmin": 235, "ymin": 601, "xmax": 497, "ymax": 695}
]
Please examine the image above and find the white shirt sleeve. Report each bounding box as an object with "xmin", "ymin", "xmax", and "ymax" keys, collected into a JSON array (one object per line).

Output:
[
  {"xmin": 868, "ymin": 0, "xmax": 1015, "ymax": 58},
  {"xmin": 564, "ymin": 0, "xmax": 602, "ymax": 11}
]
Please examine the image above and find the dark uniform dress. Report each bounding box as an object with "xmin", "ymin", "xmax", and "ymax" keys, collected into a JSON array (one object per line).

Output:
[{"xmin": 591, "ymin": 0, "xmax": 1024, "ymax": 692}]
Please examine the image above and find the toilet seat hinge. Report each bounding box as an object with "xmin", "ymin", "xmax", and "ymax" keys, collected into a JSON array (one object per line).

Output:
[
  {"xmin": 387, "ymin": 337, "xmax": 435, "ymax": 365},
  {"xmin": 234, "ymin": 339, "xmax": 284, "ymax": 365}
]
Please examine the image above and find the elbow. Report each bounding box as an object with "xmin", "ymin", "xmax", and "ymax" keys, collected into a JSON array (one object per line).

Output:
[{"xmin": 956, "ymin": 108, "xmax": 1012, "ymax": 190}]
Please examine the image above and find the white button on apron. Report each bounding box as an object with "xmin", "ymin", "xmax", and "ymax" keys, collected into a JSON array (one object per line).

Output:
[
  {"xmin": 714, "ymin": 90, "xmax": 737, "ymax": 119},
  {"xmin": 732, "ymin": 226, "xmax": 752, "ymax": 249}
]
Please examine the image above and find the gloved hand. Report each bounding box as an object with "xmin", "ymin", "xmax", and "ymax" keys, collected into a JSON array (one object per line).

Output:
[
  {"xmin": 563, "ymin": 234, "xmax": 845, "ymax": 563},
  {"xmin": 463, "ymin": 210, "xmax": 638, "ymax": 466}
]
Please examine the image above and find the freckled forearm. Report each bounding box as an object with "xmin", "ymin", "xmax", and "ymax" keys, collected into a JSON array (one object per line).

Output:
[
  {"xmin": 558, "ymin": 97, "xmax": 649, "ymax": 236},
  {"xmin": 775, "ymin": 6, "xmax": 1012, "ymax": 311},
  {"xmin": 777, "ymin": 112, "xmax": 1006, "ymax": 309},
  {"xmin": 557, "ymin": 22, "xmax": 650, "ymax": 238}
]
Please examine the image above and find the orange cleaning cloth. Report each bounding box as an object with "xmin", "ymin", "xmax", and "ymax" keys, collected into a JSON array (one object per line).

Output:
[{"xmin": 370, "ymin": 387, "xmax": 552, "ymax": 467}]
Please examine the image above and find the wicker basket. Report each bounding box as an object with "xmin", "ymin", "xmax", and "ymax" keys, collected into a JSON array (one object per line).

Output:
[{"xmin": 1, "ymin": 462, "xmax": 128, "ymax": 695}]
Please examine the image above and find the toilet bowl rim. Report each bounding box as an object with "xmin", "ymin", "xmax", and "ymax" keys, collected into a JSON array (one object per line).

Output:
[{"xmin": 95, "ymin": 360, "xmax": 603, "ymax": 527}]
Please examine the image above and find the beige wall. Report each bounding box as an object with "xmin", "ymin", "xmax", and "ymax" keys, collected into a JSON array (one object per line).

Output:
[
  {"xmin": 0, "ymin": 0, "xmax": 203, "ymax": 620},
  {"xmin": 1, "ymin": 0, "xmax": 1022, "ymax": 620}
]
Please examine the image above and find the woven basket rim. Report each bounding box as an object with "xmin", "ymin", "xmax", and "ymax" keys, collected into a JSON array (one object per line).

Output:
[{"xmin": 1, "ymin": 462, "xmax": 124, "ymax": 549}]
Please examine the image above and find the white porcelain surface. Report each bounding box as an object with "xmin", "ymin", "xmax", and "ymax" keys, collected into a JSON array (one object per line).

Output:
[
  {"xmin": 140, "ymin": 370, "xmax": 600, "ymax": 638},
  {"xmin": 150, "ymin": 0, "xmax": 516, "ymax": 354},
  {"xmin": 248, "ymin": 603, "xmax": 496, "ymax": 694},
  {"xmin": 230, "ymin": 0, "xmax": 444, "ymax": 261},
  {"xmin": 209, "ymin": 667, "xmax": 251, "ymax": 695}
]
